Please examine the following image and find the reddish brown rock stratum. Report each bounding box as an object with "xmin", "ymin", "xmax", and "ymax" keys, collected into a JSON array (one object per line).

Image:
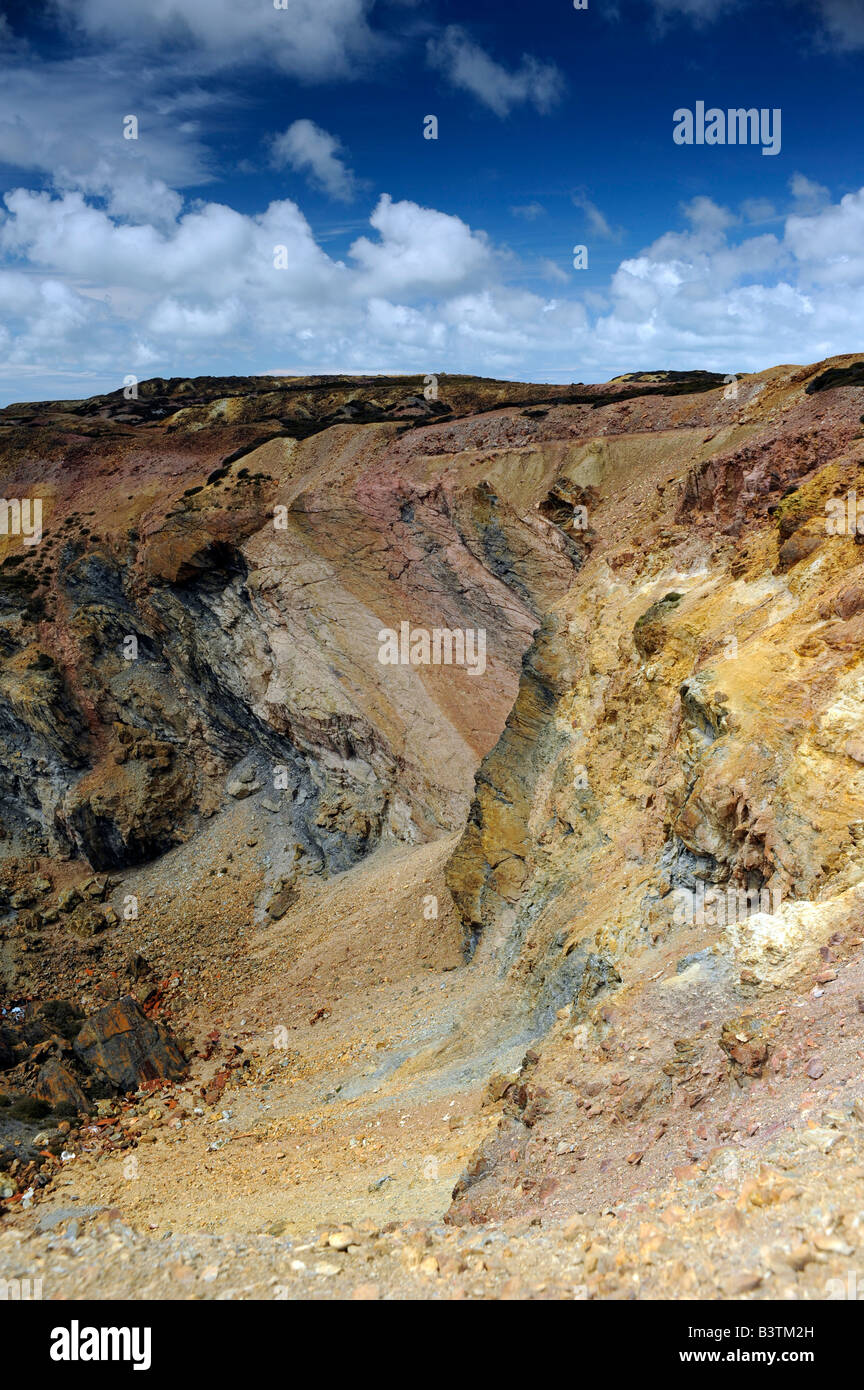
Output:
[{"xmin": 3, "ymin": 358, "xmax": 864, "ymax": 1300}]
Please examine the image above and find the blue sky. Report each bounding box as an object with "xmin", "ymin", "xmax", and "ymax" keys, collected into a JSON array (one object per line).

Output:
[{"xmin": 0, "ymin": 0, "xmax": 862, "ymax": 403}]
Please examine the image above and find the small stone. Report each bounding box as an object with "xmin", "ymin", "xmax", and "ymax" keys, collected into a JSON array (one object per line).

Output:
[
  {"xmin": 822, "ymin": 1109, "xmax": 847, "ymax": 1128},
  {"xmin": 83, "ymin": 876, "xmax": 110, "ymax": 900},
  {"xmin": 725, "ymin": 1271, "xmax": 763, "ymax": 1296},
  {"xmin": 352, "ymin": 1283, "xmax": 380, "ymax": 1300},
  {"xmin": 801, "ymin": 1127, "xmax": 841, "ymax": 1153},
  {"xmin": 266, "ymin": 885, "xmax": 298, "ymax": 920},
  {"xmin": 227, "ymin": 779, "xmax": 260, "ymax": 799},
  {"xmin": 813, "ymin": 1234, "xmax": 854, "ymax": 1256},
  {"xmin": 784, "ymin": 1245, "xmax": 815, "ymax": 1272},
  {"xmin": 806, "ymin": 1059, "xmax": 825, "ymax": 1079},
  {"xmin": 484, "ymin": 1072, "xmax": 515, "ymax": 1104},
  {"xmin": 501, "ymin": 1276, "xmax": 525, "ymax": 1299}
]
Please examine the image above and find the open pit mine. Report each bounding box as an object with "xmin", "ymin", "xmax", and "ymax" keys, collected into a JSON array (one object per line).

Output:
[{"xmin": 3, "ymin": 357, "xmax": 864, "ymax": 1300}]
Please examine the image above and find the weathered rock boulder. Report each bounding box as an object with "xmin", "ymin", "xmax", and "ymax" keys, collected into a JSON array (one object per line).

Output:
[
  {"xmin": 35, "ymin": 1059, "xmax": 88, "ymax": 1111},
  {"xmin": 73, "ymin": 995, "xmax": 187, "ymax": 1092}
]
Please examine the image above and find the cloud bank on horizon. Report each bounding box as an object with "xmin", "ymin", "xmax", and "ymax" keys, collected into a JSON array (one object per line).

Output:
[{"xmin": 0, "ymin": 0, "xmax": 862, "ymax": 403}]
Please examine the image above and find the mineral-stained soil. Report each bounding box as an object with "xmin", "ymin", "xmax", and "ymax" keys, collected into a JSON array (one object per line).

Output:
[{"xmin": 3, "ymin": 359, "xmax": 864, "ymax": 1299}]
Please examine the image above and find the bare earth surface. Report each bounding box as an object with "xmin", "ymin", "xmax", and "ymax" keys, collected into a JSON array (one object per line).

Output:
[
  {"xmin": 4, "ymin": 362, "xmax": 864, "ymax": 1299},
  {"xmin": 3, "ymin": 830, "xmax": 864, "ymax": 1302}
]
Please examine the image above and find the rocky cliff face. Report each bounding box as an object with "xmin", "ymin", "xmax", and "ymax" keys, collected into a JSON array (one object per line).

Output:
[
  {"xmin": 4, "ymin": 358, "xmax": 864, "ymax": 1297},
  {"xmin": 4, "ymin": 354, "xmax": 864, "ymax": 1028},
  {"xmin": 0, "ymin": 372, "xmax": 606, "ymax": 885},
  {"xmin": 446, "ymin": 357, "xmax": 864, "ymax": 1014}
]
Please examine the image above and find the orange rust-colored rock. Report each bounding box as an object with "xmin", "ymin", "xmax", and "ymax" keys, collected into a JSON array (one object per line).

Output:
[{"xmin": 73, "ymin": 996, "xmax": 187, "ymax": 1092}]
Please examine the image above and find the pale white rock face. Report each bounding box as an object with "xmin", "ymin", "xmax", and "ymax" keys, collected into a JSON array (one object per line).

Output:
[{"xmin": 722, "ymin": 887, "xmax": 861, "ymax": 985}]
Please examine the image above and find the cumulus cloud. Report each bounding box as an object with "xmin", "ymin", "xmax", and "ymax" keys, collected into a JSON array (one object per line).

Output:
[
  {"xmin": 0, "ymin": 186, "xmax": 501, "ymax": 393},
  {"xmin": 2, "ymin": 174, "xmax": 864, "ymax": 404},
  {"xmin": 349, "ymin": 195, "xmax": 494, "ymax": 297},
  {"xmin": 426, "ymin": 26, "xmax": 565, "ymax": 117},
  {"xmin": 785, "ymin": 187, "xmax": 864, "ymax": 288},
  {"xmin": 0, "ymin": 189, "xmax": 337, "ymax": 302},
  {"xmin": 271, "ymin": 120, "xmax": 358, "ymax": 202},
  {"xmin": 790, "ymin": 172, "xmax": 831, "ymax": 211},
  {"xmin": 681, "ymin": 195, "xmax": 738, "ymax": 235},
  {"xmin": 741, "ymin": 197, "xmax": 777, "ymax": 223},
  {"xmin": 594, "ymin": 190, "xmax": 864, "ymax": 371}
]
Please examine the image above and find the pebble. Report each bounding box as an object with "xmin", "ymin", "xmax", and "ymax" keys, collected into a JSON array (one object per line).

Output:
[
  {"xmin": 328, "ymin": 1229, "xmax": 356, "ymax": 1251},
  {"xmin": 801, "ymin": 1127, "xmax": 841, "ymax": 1152}
]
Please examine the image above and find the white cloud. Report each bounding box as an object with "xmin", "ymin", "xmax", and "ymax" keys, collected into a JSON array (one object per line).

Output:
[
  {"xmin": 349, "ymin": 194, "xmax": 494, "ymax": 297},
  {"xmin": 682, "ymin": 195, "xmax": 738, "ymax": 235},
  {"xmin": 741, "ymin": 197, "xmax": 777, "ymax": 223},
  {"xmin": 538, "ymin": 258, "xmax": 570, "ymax": 284},
  {"xmin": 790, "ymin": 172, "xmax": 831, "ymax": 210},
  {"xmin": 271, "ymin": 120, "xmax": 358, "ymax": 202},
  {"xmin": 55, "ymin": 0, "xmax": 388, "ymax": 79},
  {"xmin": 2, "ymin": 174, "xmax": 864, "ymax": 405},
  {"xmin": 785, "ymin": 188, "xmax": 864, "ymax": 288},
  {"xmin": 593, "ymin": 189, "xmax": 864, "ymax": 371},
  {"xmin": 0, "ymin": 189, "xmax": 339, "ymax": 304},
  {"xmin": 426, "ymin": 26, "xmax": 564, "ymax": 118},
  {"xmin": 146, "ymin": 297, "xmax": 243, "ymax": 338},
  {"xmin": 0, "ymin": 52, "xmax": 213, "ymax": 228},
  {"xmin": 572, "ymin": 192, "xmax": 623, "ymax": 241},
  {"xmin": 511, "ymin": 202, "xmax": 546, "ymax": 220}
]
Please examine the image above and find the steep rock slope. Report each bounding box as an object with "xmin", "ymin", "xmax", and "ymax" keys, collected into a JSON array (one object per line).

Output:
[
  {"xmin": 3, "ymin": 360, "xmax": 864, "ymax": 1300},
  {"xmin": 446, "ymin": 358, "xmax": 864, "ymax": 998}
]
